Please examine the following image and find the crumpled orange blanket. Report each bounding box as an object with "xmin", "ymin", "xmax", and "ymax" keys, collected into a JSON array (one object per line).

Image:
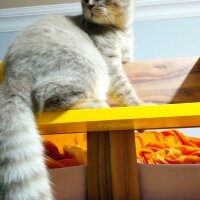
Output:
[
  {"xmin": 42, "ymin": 130, "xmax": 200, "ymax": 168},
  {"xmin": 136, "ymin": 130, "xmax": 200, "ymax": 164},
  {"xmin": 42, "ymin": 133, "xmax": 87, "ymax": 169}
]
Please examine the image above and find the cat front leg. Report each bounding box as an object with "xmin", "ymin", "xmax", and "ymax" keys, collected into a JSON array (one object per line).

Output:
[
  {"xmin": 109, "ymin": 70, "xmax": 145, "ymax": 106},
  {"xmin": 121, "ymin": 32, "xmax": 134, "ymax": 63},
  {"xmin": 108, "ymin": 56, "xmax": 145, "ymax": 106}
]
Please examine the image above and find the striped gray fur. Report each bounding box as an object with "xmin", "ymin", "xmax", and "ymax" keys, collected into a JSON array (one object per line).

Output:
[
  {"xmin": 0, "ymin": 78, "xmax": 54, "ymax": 199},
  {"xmin": 0, "ymin": 0, "xmax": 146, "ymax": 199}
]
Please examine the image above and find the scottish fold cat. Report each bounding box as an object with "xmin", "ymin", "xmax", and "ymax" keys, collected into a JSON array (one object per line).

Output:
[{"xmin": 0, "ymin": 0, "xmax": 145, "ymax": 199}]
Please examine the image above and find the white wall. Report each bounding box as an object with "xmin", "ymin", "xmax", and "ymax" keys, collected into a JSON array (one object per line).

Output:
[
  {"xmin": 2, "ymin": 17, "xmax": 200, "ymax": 61},
  {"xmin": 134, "ymin": 17, "xmax": 200, "ymax": 60},
  {"xmin": 0, "ymin": 2, "xmax": 82, "ymax": 59},
  {"xmin": 1, "ymin": 16, "xmax": 200, "ymax": 61},
  {"xmin": 0, "ymin": 0, "xmax": 78, "ymax": 9},
  {"xmin": 0, "ymin": 32, "xmax": 18, "ymax": 59}
]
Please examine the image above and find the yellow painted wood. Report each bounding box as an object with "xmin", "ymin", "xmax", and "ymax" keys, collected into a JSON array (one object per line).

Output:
[{"xmin": 37, "ymin": 102, "xmax": 200, "ymax": 134}]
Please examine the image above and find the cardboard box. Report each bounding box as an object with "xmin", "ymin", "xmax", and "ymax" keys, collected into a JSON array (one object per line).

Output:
[
  {"xmin": 50, "ymin": 166, "xmax": 86, "ymax": 200},
  {"xmin": 139, "ymin": 164, "xmax": 200, "ymax": 200},
  {"xmin": 50, "ymin": 164, "xmax": 200, "ymax": 200}
]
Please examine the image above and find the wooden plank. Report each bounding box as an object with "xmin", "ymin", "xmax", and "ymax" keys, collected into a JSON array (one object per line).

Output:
[
  {"xmin": 37, "ymin": 103, "xmax": 200, "ymax": 134},
  {"xmin": 87, "ymin": 130, "xmax": 140, "ymax": 200},
  {"xmin": 123, "ymin": 57, "xmax": 200, "ymax": 104},
  {"xmin": 87, "ymin": 132, "xmax": 113, "ymax": 200},
  {"xmin": 109, "ymin": 130, "xmax": 140, "ymax": 200}
]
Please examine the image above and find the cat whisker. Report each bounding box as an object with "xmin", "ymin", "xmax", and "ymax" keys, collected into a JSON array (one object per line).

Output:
[
  {"xmin": 104, "ymin": 12, "xmax": 115, "ymax": 25},
  {"xmin": 94, "ymin": 6, "xmax": 107, "ymax": 12},
  {"xmin": 93, "ymin": 7, "xmax": 108, "ymax": 16},
  {"xmin": 102, "ymin": 15, "xmax": 111, "ymax": 24},
  {"xmin": 109, "ymin": 8, "xmax": 122, "ymax": 17},
  {"xmin": 107, "ymin": 10, "xmax": 117, "ymax": 23},
  {"xmin": 110, "ymin": 6, "xmax": 121, "ymax": 14}
]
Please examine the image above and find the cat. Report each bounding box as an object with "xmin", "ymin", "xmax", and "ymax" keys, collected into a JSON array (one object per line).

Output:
[{"xmin": 0, "ymin": 0, "xmax": 145, "ymax": 199}]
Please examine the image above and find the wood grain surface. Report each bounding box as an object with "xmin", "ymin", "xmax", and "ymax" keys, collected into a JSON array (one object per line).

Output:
[
  {"xmin": 87, "ymin": 131, "xmax": 140, "ymax": 200},
  {"xmin": 123, "ymin": 57, "xmax": 200, "ymax": 104}
]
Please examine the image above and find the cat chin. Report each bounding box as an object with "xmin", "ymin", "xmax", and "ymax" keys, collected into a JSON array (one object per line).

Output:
[
  {"xmin": 85, "ymin": 15, "xmax": 110, "ymax": 26},
  {"xmin": 84, "ymin": 13, "xmax": 96, "ymax": 24},
  {"xmin": 83, "ymin": 9, "xmax": 114, "ymax": 26}
]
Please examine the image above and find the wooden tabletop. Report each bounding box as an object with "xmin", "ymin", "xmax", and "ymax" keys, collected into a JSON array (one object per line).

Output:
[{"xmin": 124, "ymin": 57, "xmax": 200, "ymax": 104}]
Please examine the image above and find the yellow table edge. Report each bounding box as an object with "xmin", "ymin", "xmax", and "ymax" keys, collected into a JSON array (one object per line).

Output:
[{"xmin": 37, "ymin": 102, "xmax": 200, "ymax": 134}]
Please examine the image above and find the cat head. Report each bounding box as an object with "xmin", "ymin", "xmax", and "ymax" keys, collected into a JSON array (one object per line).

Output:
[{"xmin": 81, "ymin": 0, "xmax": 134, "ymax": 29}]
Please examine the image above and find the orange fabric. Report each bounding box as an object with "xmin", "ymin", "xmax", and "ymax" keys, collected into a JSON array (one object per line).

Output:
[
  {"xmin": 42, "ymin": 133, "xmax": 87, "ymax": 169},
  {"xmin": 136, "ymin": 130, "xmax": 200, "ymax": 164},
  {"xmin": 42, "ymin": 130, "xmax": 200, "ymax": 168},
  {"xmin": 42, "ymin": 133, "xmax": 86, "ymax": 153}
]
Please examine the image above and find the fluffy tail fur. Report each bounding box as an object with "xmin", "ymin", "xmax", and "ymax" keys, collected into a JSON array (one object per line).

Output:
[{"xmin": 0, "ymin": 79, "xmax": 53, "ymax": 200}]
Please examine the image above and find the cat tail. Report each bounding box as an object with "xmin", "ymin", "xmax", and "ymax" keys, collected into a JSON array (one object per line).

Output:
[{"xmin": 0, "ymin": 79, "xmax": 54, "ymax": 200}]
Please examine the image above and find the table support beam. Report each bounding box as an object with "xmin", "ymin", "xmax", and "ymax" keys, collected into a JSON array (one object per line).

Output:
[{"xmin": 87, "ymin": 130, "xmax": 140, "ymax": 200}]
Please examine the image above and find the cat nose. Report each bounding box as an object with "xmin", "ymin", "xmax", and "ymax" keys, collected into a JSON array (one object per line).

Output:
[{"xmin": 87, "ymin": 4, "xmax": 94, "ymax": 10}]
